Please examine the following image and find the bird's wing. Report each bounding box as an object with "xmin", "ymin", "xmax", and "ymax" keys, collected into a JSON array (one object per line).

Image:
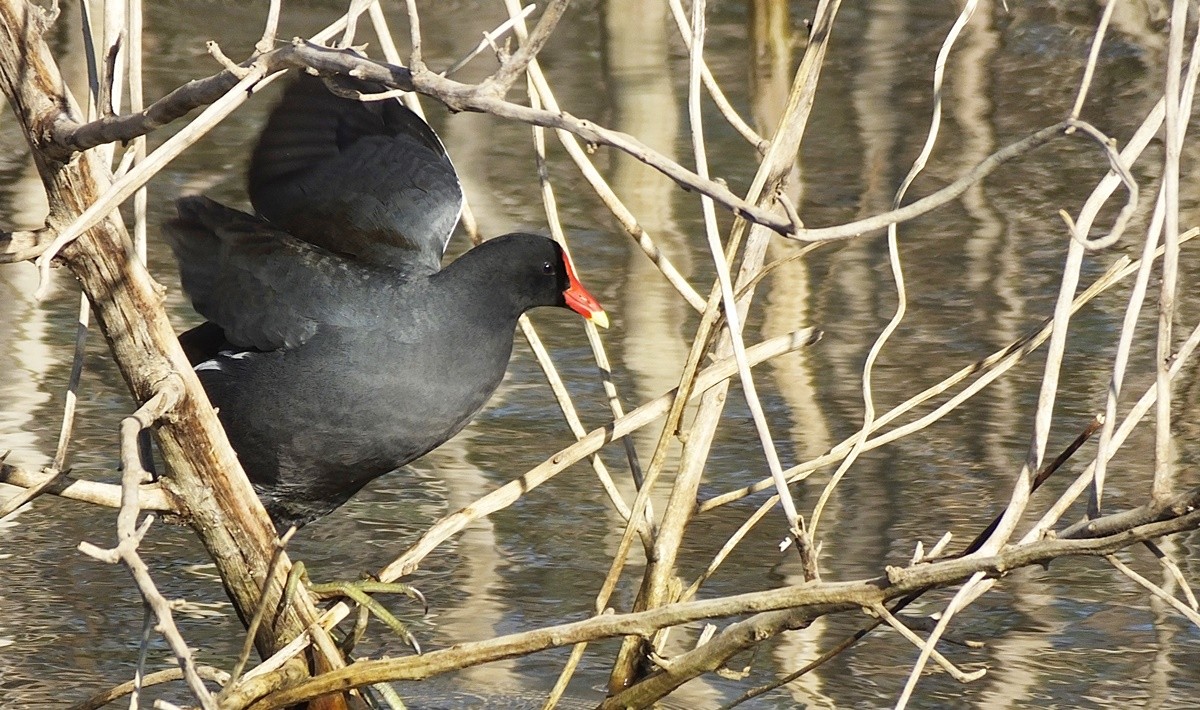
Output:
[
  {"xmin": 247, "ymin": 74, "xmax": 463, "ymax": 272},
  {"xmin": 165, "ymin": 195, "xmax": 383, "ymax": 352}
]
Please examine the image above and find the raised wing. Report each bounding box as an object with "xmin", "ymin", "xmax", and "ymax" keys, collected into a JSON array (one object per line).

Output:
[
  {"xmin": 247, "ymin": 75, "xmax": 462, "ymax": 273},
  {"xmin": 165, "ymin": 196, "xmax": 380, "ymax": 352}
]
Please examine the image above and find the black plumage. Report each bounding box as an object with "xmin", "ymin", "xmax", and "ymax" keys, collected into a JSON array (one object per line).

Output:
[{"xmin": 166, "ymin": 77, "xmax": 606, "ymax": 528}]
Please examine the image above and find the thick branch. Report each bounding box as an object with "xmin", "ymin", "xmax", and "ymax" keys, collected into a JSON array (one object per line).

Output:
[
  {"xmin": 247, "ymin": 505, "xmax": 1200, "ymax": 709},
  {"xmin": 602, "ymin": 507, "xmax": 1200, "ymax": 708},
  {"xmin": 0, "ymin": 0, "xmax": 323, "ymax": 664},
  {"xmin": 51, "ymin": 39, "xmax": 792, "ymax": 238},
  {"xmin": 1060, "ymin": 484, "xmax": 1200, "ymax": 539}
]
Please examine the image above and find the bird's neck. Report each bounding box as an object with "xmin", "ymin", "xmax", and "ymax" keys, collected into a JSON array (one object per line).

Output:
[{"xmin": 431, "ymin": 244, "xmax": 524, "ymax": 323}]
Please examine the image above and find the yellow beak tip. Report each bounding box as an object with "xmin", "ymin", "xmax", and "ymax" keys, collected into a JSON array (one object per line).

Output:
[{"xmin": 590, "ymin": 310, "xmax": 610, "ymax": 329}]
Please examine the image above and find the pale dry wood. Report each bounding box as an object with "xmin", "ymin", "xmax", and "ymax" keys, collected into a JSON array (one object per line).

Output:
[
  {"xmin": 0, "ymin": 227, "xmax": 51, "ymax": 262},
  {"xmin": 127, "ymin": 0, "xmax": 146, "ymax": 263},
  {"xmin": 512, "ymin": 21, "xmax": 706, "ymax": 311},
  {"xmin": 32, "ymin": 69, "xmax": 277, "ymax": 297},
  {"xmin": 0, "ymin": 0, "xmax": 332, "ymax": 675},
  {"xmin": 441, "ymin": 3, "xmax": 537, "ymax": 77},
  {"xmin": 76, "ymin": 379, "xmax": 219, "ymax": 708},
  {"xmin": 50, "ymin": 293, "xmax": 90, "ymax": 471},
  {"xmin": 1023, "ymin": 317, "xmax": 1200, "ymax": 546},
  {"xmin": 1087, "ymin": 98, "xmax": 1171, "ymax": 516},
  {"xmin": 703, "ymin": 230, "xmax": 1197, "ymax": 511},
  {"xmin": 244, "ymin": 505, "xmax": 1200, "ymax": 710},
  {"xmin": 230, "ymin": 527, "xmax": 299, "ymax": 685},
  {"xmin": 714, "ymin": 418, "xmax": 1104, "ymax": 710},
  {"xmin": 0, "ymin": 462, "xmax": 174, "ymax": 514},
  {"xmin": 1153, "ymin": 0, "xmax": 1190, "ymax": 503},
  {"xmin": 869, "ymin": 603, "xmax": 985, "ymax": 682},
  {"xmin": 608, "ymin": 0, "xmax": 842, "ymax": 687},
  {"xmin": 67, "ymin": 666, "xmax": 231, "ymax": 710},
  {"xmin": 1144, "ymin": 540, "xmax": 1199, "ymax": 610},
  {"xmin": 890, "ymin": 4, "xmax": 1036, "ymax": 703},
  {"xmin": 1106, "ymin": 554, "xmax": 1200, "ymax": 628},
  {"xmin": 33, "ymin": 23, "xmax": 1091, "ymax": 259},
  {"xmin": 901, "ymin": 5, "xmax": 1200, "ymax": 701},
  {"xmin": 686, "ymin": 0, "xmax": 804, "ymax": 552},
  {"xmin": 665, "ymin": 0, "xmax": 767, "ymax": 152},
  {"xmin": 608, "ymin": 502, "xmax": 1200, "ymax": 710}
]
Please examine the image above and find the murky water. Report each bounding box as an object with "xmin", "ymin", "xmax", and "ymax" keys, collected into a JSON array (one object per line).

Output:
[{"xmin": 4, "ymin": 1, "xmax": 1200, "ymax": 708}]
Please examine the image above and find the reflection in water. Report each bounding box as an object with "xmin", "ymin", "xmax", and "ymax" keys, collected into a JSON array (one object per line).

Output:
[
  {"xmin": 605, "ymin": 1, "xmax": 720, "ymax": 706},
  {"xmin": 947, "ymin": 5, "xmax": 1061, "ymax": 707},
  {"xmin": 0, "ymin": 95, "xmax": 58, "ymax": 475},
  {"xmin": 748, "ymin": 0, "xmax": 834, "ymax": 706},
  {"xmin": 607, "ymin": 0, "xmax": 692, "ymax": 432},
  {"xmin": 2, "ymin": 1, "xmax": 1200, "ymax": 708}
]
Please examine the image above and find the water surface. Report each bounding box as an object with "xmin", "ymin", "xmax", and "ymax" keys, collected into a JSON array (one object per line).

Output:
[{"xmin": 3, "ymin": 1, "xmax": 1200, "ymax": 708}]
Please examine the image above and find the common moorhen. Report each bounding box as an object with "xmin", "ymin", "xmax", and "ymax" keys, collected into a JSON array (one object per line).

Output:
[{"xmin": 166, "ymin": 77, "xmax": 607, "ymax": 528}]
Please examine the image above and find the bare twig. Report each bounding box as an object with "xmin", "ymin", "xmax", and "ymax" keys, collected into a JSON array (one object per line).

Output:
[
  {"xmin": 51, "ymin": 293, "xmax": 89, "ymax": 472},
  {"xmin": 486, "ymin": 0, "xmax": 569, "ymax": 95},
  {"xmin": 1027, "ymin": 316, "xmax": 1200, "ymax": 544},
  {"xmin": 870, "ymin": 603, "xmax": 986, "ymax": 682},
  {"xmin": 666, "ymin": 0, "xmax": 767, "ymax": 152},
  {"xmin": 67, "ymin": 666, "xmax": 231, "ymax": 710},
  {"xmin": 33, "ymin": 68, "xmax": 280, "ymax": 298},
  {"xmin": 229, "ymin": 527, "xmax": 299, "ymax": 686},
  {"xmin": 1107, "ymin": 554, "xmax": 1200, "ymax": 628},
  {"xmin": 249, "ymin": 505, "xmax": 1200, "ymax": 710},
  {"xmin": 0, "ymin": 291, "xmax": 90, "ymax": 520},
  {"xmin": 0, "ymin": 227, "xmax": 52, "ymax": 262},
  {"xmin": 255, "ymin": 0, "xmax": 283, "ymax": 55},
  {"xmin": 715, "ymin": 415, "xmax": 1101, "ymax": 708},
  {"xmin": 1067, "ymin": 0, "xmax": 1116, "ymax": 121},
  {"xmin": 402, "ymin": 0, "xmax": 423, "ymax": 70},
  {"xmin": 441, "ymin": 3, "xmax": 538, "ymax": 78},
  {"xmin": 1154, "ymin": 0, "xmax": 1189, "ymax": 503},
  {"xmin": 704, "ymin": 229, "xmax": 1197, "ymax": 512},
  {"xmin": 128, "ymin": 0, "xmax": 147, "ymax": 264},
  {"xmin": 0, "ymin": 462, "xmax": 175, "ymax": 515},
  {"xmin": 76, "ymin": 379, "xmax": 218, "ymax": 708},
  {"xmin": 1144, "ymin": 540, "xmax": 1199, "ymax": 610},
  {"xmin": 686, "ymin": 0, "xmax": 807, "ymax": 563}
]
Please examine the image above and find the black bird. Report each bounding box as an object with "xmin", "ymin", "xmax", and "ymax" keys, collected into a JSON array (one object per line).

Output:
[{"xmin": 166, "ymin": 77, "xmax": 607, "ymax": 528}]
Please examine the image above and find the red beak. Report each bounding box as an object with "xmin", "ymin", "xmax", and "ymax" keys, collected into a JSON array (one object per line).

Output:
[{"xmin": 561, "ymin": 252, "xmax": 608, "ymax": 328}]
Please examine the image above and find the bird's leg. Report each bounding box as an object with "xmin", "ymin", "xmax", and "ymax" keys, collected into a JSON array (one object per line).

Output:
[{"xmin": 306, "ymin": 572, "xmax": 427, "ymax": 654}]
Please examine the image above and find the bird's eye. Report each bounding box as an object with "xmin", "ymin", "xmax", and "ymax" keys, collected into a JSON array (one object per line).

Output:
[{"xmin": 541, "ymin": 260, "xmax": 555, "ymax": 275}]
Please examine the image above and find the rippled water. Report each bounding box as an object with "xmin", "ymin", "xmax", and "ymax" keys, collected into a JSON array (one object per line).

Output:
[{"xmin": 4, "ymin": 1, "xmax": 1200, "ymax": 708}]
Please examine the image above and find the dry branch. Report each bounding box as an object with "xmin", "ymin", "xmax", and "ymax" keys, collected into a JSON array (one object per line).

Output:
[
  {"xmin": 0, "ymin": 0, "xmax": 338, "ymax": 696},
  {"xmin": 607, "ymin": 0, "xmax": 843, "ymax": 688},
  {"xmin": 0, "ymin": 462, "xmax": 174, "ymax": 513},
  {"xmin": 243, "ymin": 503, "xmax": 1200, "ymax": 709},
  {"xmin": 4, "ymin": 2, "xmax": 1199, "ymax": 708}
]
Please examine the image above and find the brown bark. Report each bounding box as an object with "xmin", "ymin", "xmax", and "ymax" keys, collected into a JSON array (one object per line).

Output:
[{"xmin": 0, "ymin": 0, "xmax": 327, "ymax": 689}]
